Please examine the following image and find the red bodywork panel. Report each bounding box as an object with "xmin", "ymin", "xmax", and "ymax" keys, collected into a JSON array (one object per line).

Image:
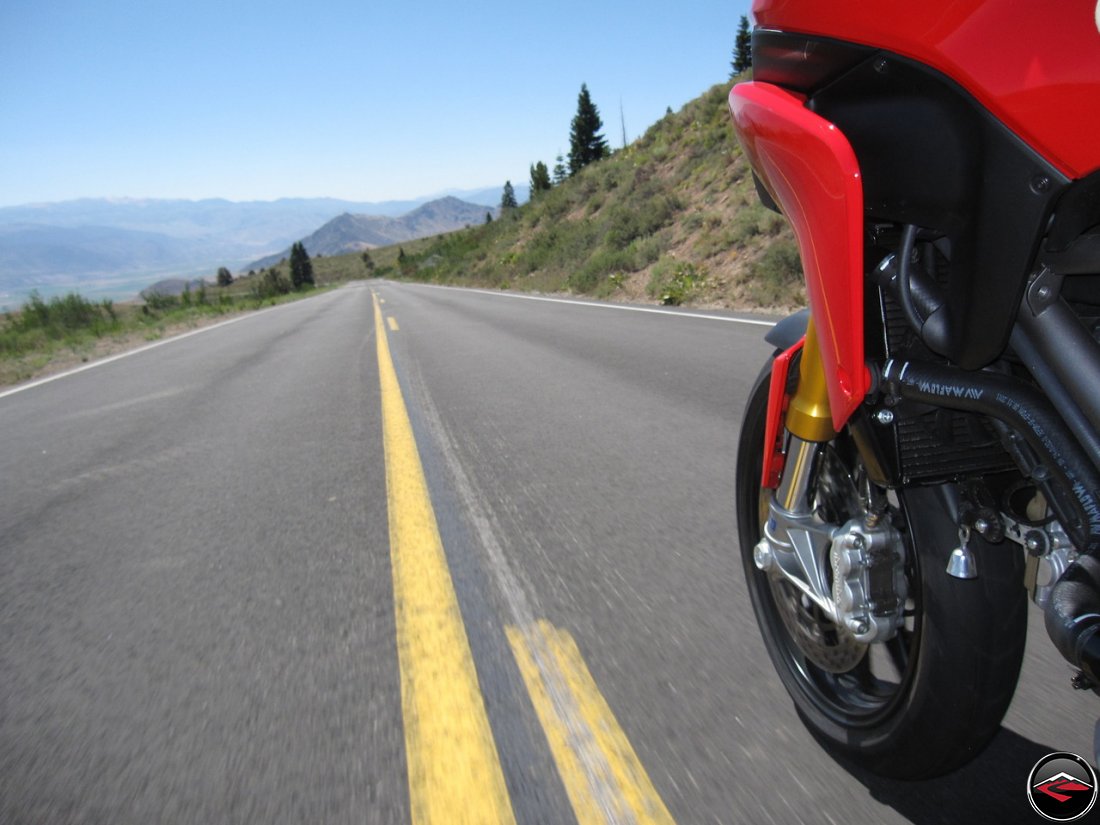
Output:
[
  {"xmin": 729, "ymin": 82, "xmax": 867, "ymax": 435},
  {"xmin": 762, "ymin": 338, "xmax": 802, "ymax": 489},
  {"xmin": 752, "ymin": 0, "xmax": 1100, "ymax": 180}
]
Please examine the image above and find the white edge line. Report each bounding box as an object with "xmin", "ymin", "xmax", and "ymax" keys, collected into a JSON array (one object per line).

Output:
[
  {"xmin": 399, "ymin": 282, "xmax": 779, "ymax": 327},
  {"xmin": 0, "ymin": 298, "xmax": 306, "ymax": 401}
]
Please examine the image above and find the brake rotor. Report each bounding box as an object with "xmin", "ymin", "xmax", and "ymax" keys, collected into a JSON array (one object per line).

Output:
[{"xmin": 769, "ymin": 575, "xmax": 868, "ymax": 672}]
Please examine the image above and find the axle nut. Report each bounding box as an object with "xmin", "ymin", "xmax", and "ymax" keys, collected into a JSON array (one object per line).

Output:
[{"xmin": 754, "ymin": 539, "xmax": 774, "ymax": 572}]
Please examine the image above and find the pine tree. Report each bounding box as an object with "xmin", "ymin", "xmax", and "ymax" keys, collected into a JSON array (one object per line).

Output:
[
  {"xmin": 529, "ymin": 161, "xmax": 552, "ymax": 196},
  {"xmin": 732, "ymin": 15, "xmax": 752, "ymax": 75},
  {"xmin": 568, "ymin": 84, "xmax": 608, "ymax": 177},
  {"xmin": 216, "ymin": 267, "xmax": 233, "ymax": 287},
  {"xmin": 552, "ymin": 154, "xmax": 567, "ymax": 185},
  {"xmin": 289, "ymin": 242, "xmax": 314, "ymax": 290},
  {"xmin": 501, "ymin": 180, "xmax": 518, "ymax": 210}
]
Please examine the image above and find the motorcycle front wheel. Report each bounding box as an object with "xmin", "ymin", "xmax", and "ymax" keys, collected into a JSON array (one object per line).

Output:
[{"xmin": 735, "ymin": 359, "xmax": 1028, "ymax": 778}]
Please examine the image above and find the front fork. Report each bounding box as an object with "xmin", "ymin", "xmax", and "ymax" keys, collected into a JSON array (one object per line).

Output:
[{"xmin": 754, "ymin": 320, "xmax": 907, "ymax": 644}]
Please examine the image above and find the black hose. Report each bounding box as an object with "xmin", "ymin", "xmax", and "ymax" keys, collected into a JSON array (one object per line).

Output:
[
  {"xmin": 874, "ymin": 225, "xmax": 951, "ymax": 355},
  {"xmin": 1010, "ymin": 327, "xmax": 1100, "ymax": 474},
  {"xmin": 1046, "ymin": 556, "xmax": 1100, "ymax": 687},
  {"xmin": 896, "ymin": 224, "xmax": 924, "ymax": 331},
  {"xmin": 880, "ymin": 359, "xmax": 1100, "ymax": 555}
]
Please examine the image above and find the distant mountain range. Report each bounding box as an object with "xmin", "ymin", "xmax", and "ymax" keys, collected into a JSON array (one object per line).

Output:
[
  {"xmin": 246, "ymin": 197, "xmax": 498, "ymax": 271},
  {"xmin": 0, "ymin": 223, "xmax": 214, "ymax": 287},
  {"xmin": 0, "ymin": 186, "xmax": 528, "ymax": 305}
]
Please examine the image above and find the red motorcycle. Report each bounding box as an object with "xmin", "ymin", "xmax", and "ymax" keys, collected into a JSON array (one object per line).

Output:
[{"xmin": 730, "ymin": 1, "xmax": 1100, "ymax": 777}]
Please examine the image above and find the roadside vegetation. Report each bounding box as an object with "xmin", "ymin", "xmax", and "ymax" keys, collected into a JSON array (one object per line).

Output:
[
  {"xmin": 363, "ymin": 78, "xmax": 803, "ymax": 310},
  {"xmin": 0, "ymin": 256, "xmax": 323, "ymax": 385}
]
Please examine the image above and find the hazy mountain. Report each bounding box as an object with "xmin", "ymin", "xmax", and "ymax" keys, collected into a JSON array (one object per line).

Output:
[
  {"xmin": 0, "ymin": 188, "xmax": 527, "ymax": 239},
  {"xmin": 0, "ymin": 223, "xmax": 215, "ymax": 287},
  {"xmin": 0, "ymin": 188, "xmax": 528, "ymax": 304},
  {"xmin": 0, "ymin": 198, "xmax": 409, "ymax": 255},
  {"xmin": 247, "ymin": 197, "xmax": 497, "ymax": 271},
  {"xmin": 434, "ymin": 184, "xmax": 530, "ymax": 209}
]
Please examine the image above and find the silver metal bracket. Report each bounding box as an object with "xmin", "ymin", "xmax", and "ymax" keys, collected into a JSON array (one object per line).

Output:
[
  {"xmin": 753, "ymin": 435, "xmax": 907, "ymax": 645},
  {"xmin": 1003, "ymin": 512, "xmax": 1077, "ymax": 608}
]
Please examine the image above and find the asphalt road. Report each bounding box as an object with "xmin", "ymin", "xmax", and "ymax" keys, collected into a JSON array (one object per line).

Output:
[{"xmin": 1, "ymin": 281, "xmax": 1095, "ymax": 824}]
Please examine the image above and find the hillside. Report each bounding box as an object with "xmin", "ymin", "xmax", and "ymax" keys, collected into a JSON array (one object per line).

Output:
[
  {"xmin": 374, "ymin": 80, "xmax": 804, "ymax": 310},
  {"xmin": 246, "ymin": 197, "xmax": 497, "ymax": 271}
]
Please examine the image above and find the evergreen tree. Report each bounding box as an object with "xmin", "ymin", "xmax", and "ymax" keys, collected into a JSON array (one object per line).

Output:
[
  {"xmin": 501, "ymin": 180, "xmax": 518, "ymax": 210},
  {"xmin": 567, "ymin": 83, "xmax": 608, "ymax": 176},
  {"xmin": 216, "ymin": 267, "xmax": 233, "ymax": 287},
  {"xmin": 529, "ymin": 161, "xmax": 552, "ymax": 196},
  {"xmin": 552, "ymin": 154, "xmax": 568, "ymax": 185},
  {"xmin": 732, "ymin": 15, "xmax": 752, "ymax": 75},
  {"xmin": 289, "ymin": 242, "xmax": 314, "ymax": 290},
  {"xmin": 485, "ymin": 212, "xmax": 493, "ymax": 224},
  {"xmin": 397, "ymin": 246, "xmax": 416, "ymax": 275}
]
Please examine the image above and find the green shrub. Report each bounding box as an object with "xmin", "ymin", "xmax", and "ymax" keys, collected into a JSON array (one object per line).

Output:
[
  {"xmin": 747, "ymin": 240, "xmax": 804, "ymax": 305},
  {"xmin": 567, "ymin": 268, "xmax": 600, "ymax": 293},
  {"xmin": 252, "ymin": 269, "xmax": 291, "ymax": 299},
  {"xmin": 682, "ymin": 212, "xmax": 705, "ymax": 232},
  {"xmin": 144, "ymin": 292, "xmax": 179, "ymax": 311},
  {"xmin": 14, "ymin": 291, "xmax": 119, "ymax": 338},
  {"xmin": 627, "ymin": 235, "xmax": 662, "ymax": 270},
  {"xmin": 647, "ymin": 258, "xmax": 706, "ymax": 305}
]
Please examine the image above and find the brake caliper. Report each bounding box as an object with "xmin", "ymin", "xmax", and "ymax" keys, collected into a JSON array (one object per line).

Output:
[{"xmin": 830, "ymin": 517, "xmax": 907, "ymax": 644}]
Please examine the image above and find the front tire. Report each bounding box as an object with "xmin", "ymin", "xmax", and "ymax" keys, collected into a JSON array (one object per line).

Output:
[{"xmin": 735, "ymin": 360, "xmax": 1027, "ymax": 778}]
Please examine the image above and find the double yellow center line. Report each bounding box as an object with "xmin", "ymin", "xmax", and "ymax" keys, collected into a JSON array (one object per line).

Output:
[
  {"xmin": 374, "ymin": 293, "xmax": 515, "ymax": 823},
  {"xmin": 373, "ymin": 292, "xmax": 674, "ymax": 824}
]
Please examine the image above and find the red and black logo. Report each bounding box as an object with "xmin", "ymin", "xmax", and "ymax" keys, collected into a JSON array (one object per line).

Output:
[{"xmin": 1027, "ymin": 752, "xmax": 1098, "ymax": 822}]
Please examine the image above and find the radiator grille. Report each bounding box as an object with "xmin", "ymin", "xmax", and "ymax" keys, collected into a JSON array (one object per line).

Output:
[
  {"xmin": 895, "ymin": 408, "xmax": 1015, "ymax": 483},
  {"xmin": 880, "ymin": 290, "xmax": 1017, "ymax": 483}
]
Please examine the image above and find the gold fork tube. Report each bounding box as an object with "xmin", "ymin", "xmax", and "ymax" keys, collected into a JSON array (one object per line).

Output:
[{"xmin": 785, "ymin": 319, "xmax": 838, "ymax": 443}]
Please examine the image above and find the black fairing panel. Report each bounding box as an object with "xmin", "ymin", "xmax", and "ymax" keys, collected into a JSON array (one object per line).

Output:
[
  {"xmin": 811, "ymin": 54, "xmax": 1068, "ymax": 369},
  {"xmin": 751, "ymin": 31, "xmax": 1071, "ymax": 370},
  {"xmin": 815, "ymin": 54, "xmax": 1069, "ymax": 369},
  {"xmin": 1046, "ymin": 168, "xmax": 1100, "ymax": 252}
]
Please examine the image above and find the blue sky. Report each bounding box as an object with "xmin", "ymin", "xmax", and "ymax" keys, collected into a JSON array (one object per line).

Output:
[{"xmin": 0, "ymin": 0, "xmax": 750, "ymax": 207}]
